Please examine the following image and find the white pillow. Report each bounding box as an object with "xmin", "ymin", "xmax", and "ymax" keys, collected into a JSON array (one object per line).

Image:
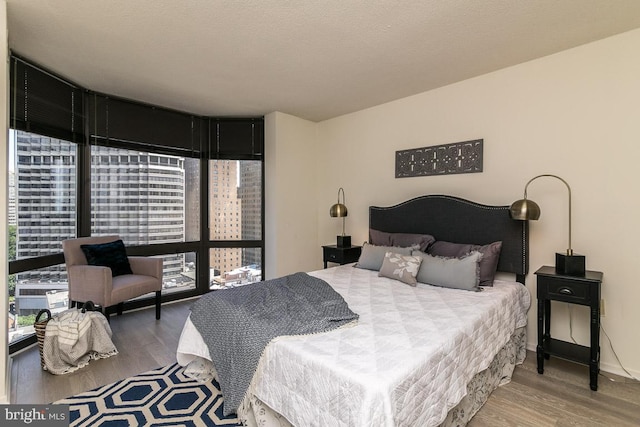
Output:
[
  {"xmin": 412, "ymin": 250, "xmax": 483, "ymax": 291},
  {"xmin": 378, "ymin": 252, "xmax": 422, "ymax": 286}
]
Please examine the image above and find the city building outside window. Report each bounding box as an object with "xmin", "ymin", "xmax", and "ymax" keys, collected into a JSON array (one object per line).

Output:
[
  {"xmin": 209, "ymin": 160, "xmax": 262, "ymax": 289},
  {"xmin": 8, "ymin": 130, "xmax": 76, "ymax": 344}
]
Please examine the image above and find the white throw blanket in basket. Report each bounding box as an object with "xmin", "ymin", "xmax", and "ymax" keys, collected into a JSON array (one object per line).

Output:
[{"xmin": 43, "ymin": 308, "xmax": 118, "ymax": 375}]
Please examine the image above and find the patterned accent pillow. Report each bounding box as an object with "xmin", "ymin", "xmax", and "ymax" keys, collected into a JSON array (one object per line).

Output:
[
  {"xmin": 81, "ymin": 239, "xmax": 133, "ymax": 277},
  {"xmin": 378, "ymin": 252, "xmax": 423, "ymax": 286}
]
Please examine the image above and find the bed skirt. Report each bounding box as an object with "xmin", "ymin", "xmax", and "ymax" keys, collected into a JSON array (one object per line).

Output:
[{"xmin": 239, "ymin": 326, "xmax": 527, "ymax": 427}]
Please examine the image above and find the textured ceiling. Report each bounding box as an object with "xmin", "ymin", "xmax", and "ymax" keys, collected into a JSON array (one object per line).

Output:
[{"xmin": 7, "ymin": 0, "xmax": 640, "ymax": 122}]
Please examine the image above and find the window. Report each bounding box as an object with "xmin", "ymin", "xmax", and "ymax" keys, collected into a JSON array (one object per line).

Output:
[
  {"xmin": 209, "ymin": 248, "xmax": 262, "ymax": 290},
  {"xmin": 89, "ymin": 146, "xmax": 201, "ymax": 297},
  {"xmin": 12, "ymin": 131, "xmax": 77, "ymax": 260},
  {"xmin": 90, "ymin": 146, "xmax": 200, "ymax": 244},
  {"xmin": 7, "ymin": 130, "xmax": 77, "ymax": 344},
  {"xmin": 7, "ymin": 55, "xmax": 264, "ymax": 353},
  {"xmin": 209, "ymin": 160, "xmax": 262, "ymax": 241},
  {"xmin": 208, "ymin": 159, "xmax": 262, "ymax": 290}
]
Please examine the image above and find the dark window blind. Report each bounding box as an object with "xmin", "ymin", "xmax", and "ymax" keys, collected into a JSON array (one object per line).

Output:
[
  {"xmin": 10, "ymin": 55, "xmax": 264, "ymax": 159},
  {"xmin": 10, "ymin": 56, "xmax": 84, "ymax": 143},
  {"xmin": 210, "ymin": 118, "xmax": 264, "ymax": 160},
  {"xmin": 88, "ymin": 94, "xmax": 204, "ymax": 157}
]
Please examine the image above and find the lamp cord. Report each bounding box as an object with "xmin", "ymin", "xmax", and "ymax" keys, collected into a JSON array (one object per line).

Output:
[
  {"xmin": 567, "ymin": 304, "xmax": 578, "ymax": 344},
  {"xmin": 567, "ymin": 303, "xmax": 640, "ymax": 384}
]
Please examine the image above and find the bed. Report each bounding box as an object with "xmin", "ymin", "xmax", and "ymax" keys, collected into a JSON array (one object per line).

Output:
[{"xmin": 177, "ymin": 195, "xmax": 531, "ymax": 427}]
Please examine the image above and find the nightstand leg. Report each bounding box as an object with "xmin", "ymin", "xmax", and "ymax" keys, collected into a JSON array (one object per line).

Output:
[
  {"xmin": 536, "ymin": 345, "xmax": 544, "ymax": 374},
  {"xmin": 543, "ymin": 299, "xmax": 551, "ymax": 359},
  {"xmin": 544, "ymin": 300, "xmax": 551, "ymax": 339},
  {"xmin": 590, "ymin": 305, "xmax": 600, "ymax": 391},
  {"xmin": 537, "ymin": 298, "xmax": 545, "ymax": 374},
  {"xmin": 589, "ymin": 364, "xmax": 598, "ymax": 391}
]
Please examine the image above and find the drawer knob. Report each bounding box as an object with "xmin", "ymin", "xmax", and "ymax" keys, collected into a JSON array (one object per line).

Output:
[{"xmin": 558, "ymin": 287, "xmax": 574, "ymax": 295}]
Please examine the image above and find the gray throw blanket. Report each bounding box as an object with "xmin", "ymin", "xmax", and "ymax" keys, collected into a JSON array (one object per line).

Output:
[{"xmin": 190, "ymin": 272, "xmax": 359, "ymax": 415}]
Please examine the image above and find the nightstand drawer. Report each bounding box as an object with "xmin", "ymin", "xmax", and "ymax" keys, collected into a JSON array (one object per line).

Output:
[
  {"xmin": 326, "ymin": 252, "xmax": 339, "ymax": 262},
  {"xmin": 540, "ymin": 278, "xmax": 590, "ymax": 304}
]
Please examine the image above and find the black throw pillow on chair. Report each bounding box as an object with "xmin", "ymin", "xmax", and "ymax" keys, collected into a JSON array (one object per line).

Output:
[{"xmin": 81, "ymin": 239, "xmax": 133, "ymax": 277}]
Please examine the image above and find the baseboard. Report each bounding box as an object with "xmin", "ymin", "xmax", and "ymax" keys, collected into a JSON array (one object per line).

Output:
[
  {"xmin": 526, "ymin": 341, "xmax": 640, "ymax": 381},
  {"xmin": 599, "ymin": 360, "xmax": 640, "ymax": 381}
]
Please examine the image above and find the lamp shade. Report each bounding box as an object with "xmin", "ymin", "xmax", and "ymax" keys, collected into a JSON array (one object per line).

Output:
[
  {"xmin": 330, "ymin": 203, "xmax": 348, "ymax": 217},
  {"xmin": 509, "ymin": 198, "xmax": 541, "ymax": 221}
]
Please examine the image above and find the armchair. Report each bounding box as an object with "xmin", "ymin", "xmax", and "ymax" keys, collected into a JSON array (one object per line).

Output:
[{"xmin": 62, "ymin": 235, "xmax": 163, "ymax": 321}]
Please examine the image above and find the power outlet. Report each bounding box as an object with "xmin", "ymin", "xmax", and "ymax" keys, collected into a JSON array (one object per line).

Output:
[{"xmin": 600, "ymin": 298, "xmax": 605, "ymax": 317}]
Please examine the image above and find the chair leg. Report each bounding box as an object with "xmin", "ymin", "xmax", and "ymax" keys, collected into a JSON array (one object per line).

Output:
[
  {"xmin": 102, "ymin": 306, "xmax": 110, "ymax": 323},
  {"xmin": 155, "ymin": 291, "xmax": 161, "ymax": 320}
]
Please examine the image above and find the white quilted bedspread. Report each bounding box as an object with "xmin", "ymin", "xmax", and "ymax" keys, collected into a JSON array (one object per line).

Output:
[{"xmin": 178, "ymin": 264, "xmax": 530, "ymax": 427}]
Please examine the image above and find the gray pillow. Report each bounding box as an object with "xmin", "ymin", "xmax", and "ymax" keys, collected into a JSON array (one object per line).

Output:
[
  {"xmin": 412, "ymin": 250, "xmax": 483, "ymax": 291},
  {"xmin": 427, "ymin": 240, "xmax": 502, "ymax": 286},
  {"xmin": 378, "ymin": 252, "xmax": 422, "ymax": 286},
  {"xmin": 369, "ymin": 229, "xmax": 435, "ymax": 252},
  {"xmin": 355, "ymin": 242, "xmax": 413, "ymax": 271}
]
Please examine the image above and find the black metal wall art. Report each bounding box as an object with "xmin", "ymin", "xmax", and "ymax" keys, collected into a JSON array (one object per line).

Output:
[{"xmin": 395, "ymin": 139, "xmax": 483, "ymax": 178}]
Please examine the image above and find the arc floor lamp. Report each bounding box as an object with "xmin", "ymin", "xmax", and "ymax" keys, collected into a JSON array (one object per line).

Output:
[{"xmin": 510, "ymin": 174, "xmax": 585, "ymax": 276}]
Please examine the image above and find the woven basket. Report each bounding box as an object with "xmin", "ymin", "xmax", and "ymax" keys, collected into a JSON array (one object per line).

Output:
[{"xmin": 34, "ymin": 309, "xmax": 52, "ymax": 369}]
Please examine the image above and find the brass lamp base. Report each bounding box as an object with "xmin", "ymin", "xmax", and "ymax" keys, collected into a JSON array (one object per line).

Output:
[
  {"xmin": 337, "ymin": 235, "xmax": 351, "ymax": 247},
  {"xmin": 555, "ymin": 253, "xmax": 585, "ymax": 276}
]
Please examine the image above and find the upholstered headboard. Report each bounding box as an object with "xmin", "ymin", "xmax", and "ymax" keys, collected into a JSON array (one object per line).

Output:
[{"xmin": 369, "ymin": 195, "xmax": 529, "ymax": 283}]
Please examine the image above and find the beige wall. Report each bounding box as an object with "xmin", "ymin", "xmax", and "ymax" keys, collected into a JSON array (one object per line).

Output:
[
  {"xmin": 1, "ymin": 0, "xmax": 9, "ymax": 403},
  {"xmin": 269, "ymin": 28, "xmax": 640, "ymax": 378},
  {"xmin": 264, "ymin": 112, "xmax": 319, "ymax": 279}
]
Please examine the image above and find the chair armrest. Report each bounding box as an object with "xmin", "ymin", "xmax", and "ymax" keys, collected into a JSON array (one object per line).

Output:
[
  {"xmin": 67, "ymin": 265, "xmax": 112, "ymax": 305},
  {"xmin": 129, "ymin": 256, "xmax": 163, "ymax": 280}
]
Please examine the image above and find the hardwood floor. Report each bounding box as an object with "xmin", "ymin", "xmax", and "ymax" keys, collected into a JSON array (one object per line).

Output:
[
  {"xmin": 10, "ymin": 299, "xmax": 640, "ymax": 425},
  {"xmin": 10, "ymin": 298, "xmax": 194, "ymax": 404},
  {"xmin": 470, "ymin": 354, "xmax": 640, "ymax": 427}
]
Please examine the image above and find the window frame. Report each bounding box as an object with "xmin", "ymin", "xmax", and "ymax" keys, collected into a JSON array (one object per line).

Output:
[{"xmin": 8, "ymin": 55, "xmax": 265, "ymax": 354}]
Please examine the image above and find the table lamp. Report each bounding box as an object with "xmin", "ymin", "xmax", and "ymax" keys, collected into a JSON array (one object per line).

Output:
[
  {"xmin": 510, "ymin": 174, "xmax": 585, "ymax": 276},
  {"xmin": 330, "ymin": 187, "xmax": 351, "ymax": 247}
]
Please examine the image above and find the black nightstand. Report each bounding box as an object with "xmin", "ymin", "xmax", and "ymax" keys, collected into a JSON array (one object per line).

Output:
[
  {"xmin": 322, "ymin": 245, "xmax": 362, "ymax": 268},
  {"xmin": 535, "ymin": 265, "xmax": 603, "ymax": 391}
]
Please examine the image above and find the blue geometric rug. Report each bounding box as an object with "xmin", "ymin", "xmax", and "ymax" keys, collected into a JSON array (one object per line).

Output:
[{"xmin": 54, "ymin": 363, "xmax": 242, "ymax": 427}]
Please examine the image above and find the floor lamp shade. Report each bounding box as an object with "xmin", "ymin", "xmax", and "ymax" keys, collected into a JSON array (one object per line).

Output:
[{"xmin": 510, "ymin": 174, "xmax": 585, "ymax": 276}]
